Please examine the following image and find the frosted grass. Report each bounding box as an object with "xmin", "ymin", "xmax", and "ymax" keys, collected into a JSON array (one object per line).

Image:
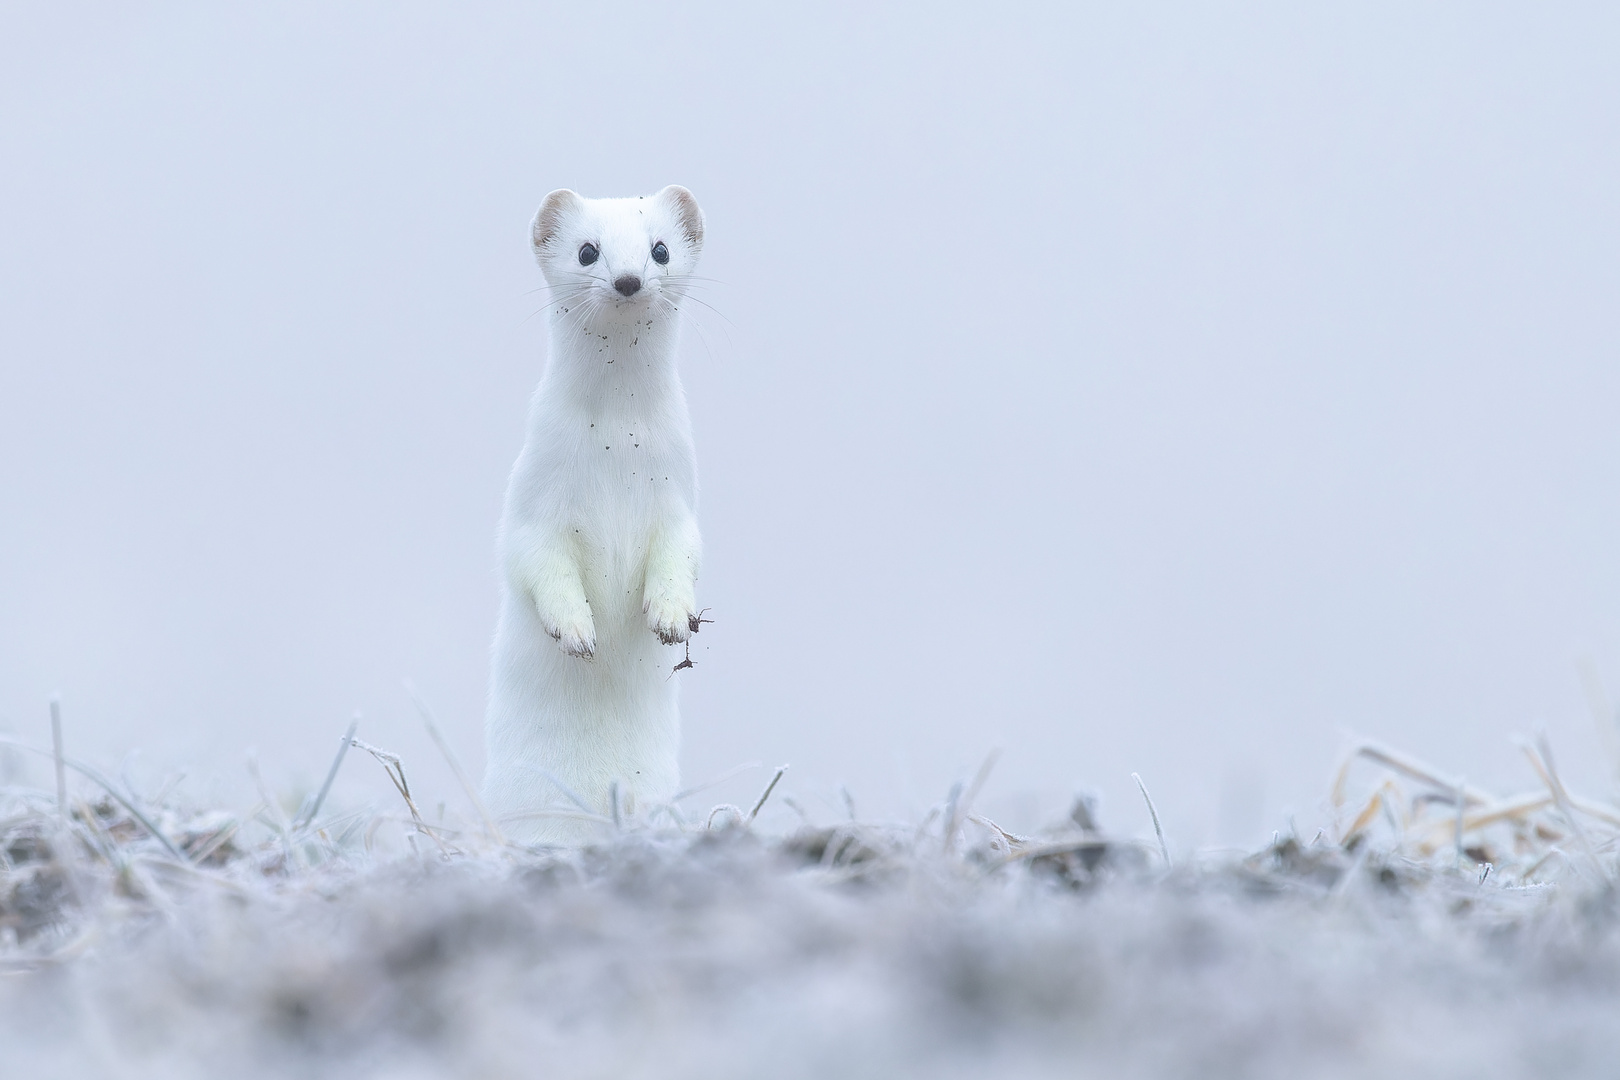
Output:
[{"xmin": 3, "ymin": 733, "xmax": 1620, "ymax": 1079}]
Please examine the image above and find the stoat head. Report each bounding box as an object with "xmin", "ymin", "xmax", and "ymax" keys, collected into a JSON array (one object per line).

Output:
[{"xmin": 530, "ymin": 186, "xmax": 704, "ymax": 323}]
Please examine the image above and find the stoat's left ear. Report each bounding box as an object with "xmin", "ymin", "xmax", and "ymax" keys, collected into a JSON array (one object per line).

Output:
[{"xmin": 658, "ymin": 185, "xmax": 704, "ymax": 250}]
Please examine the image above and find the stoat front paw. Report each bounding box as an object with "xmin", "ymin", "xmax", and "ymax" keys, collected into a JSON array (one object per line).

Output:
[
  {"xmin": 538, "ymin": 602, "xmax": 596, "ymax": 659},
  {"xmin": 644, "ymin": 593, "xmax": 696, "ymax": 645},
  {"xmin": 552, "ymin": 620, "xmax": 597, "ymax": 659}
]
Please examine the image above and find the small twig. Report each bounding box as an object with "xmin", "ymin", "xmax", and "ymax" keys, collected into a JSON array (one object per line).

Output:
[
  {"xmin": 671, "ymin": 640, "xmax": 696, "ymax": 675},
  {"xmin": 1132, "ymin": 772, "xmax": 1170, "ymax": 869},
  {"xmin": 609, "ymin": 780, "xmax": 622, "ymax": 830},
  {"xmin": 748, "ymin": 765, "xmax": 787, "ymax": 823},
  {"xmin": 671, "ymin": 611, "xmax": 714, "ymax": 675},
  {"xmin": 405, "ymin": 682, "xmax": 503, "ymax": 843},
  {"xmin": 294, "ymin": 716, "xmax": 358, "ymax": 832}
]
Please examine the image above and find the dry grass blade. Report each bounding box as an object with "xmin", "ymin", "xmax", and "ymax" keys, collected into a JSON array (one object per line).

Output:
[
  {"xmin": 247, "ymin": 752, "xmax": 300, "ymax": 869},
  {"xmin": 1132, "ymin": 772, "xmax": 1169, "ymax": 869},
  {"xmin": 7, "ymin": 716, "xmax": 1620, "ymax": 1080},
  {"xmin": 707, "ymin": 804, "xmax": 744, "ymax": 830},
  {"xmin": 1340, "ymin": 779, "xmax": 1398, "ymax": 843},
  {"xmin": 1523, "ymin": 735, "xmax": 1605, "ymax": 876},
  {"xmin": 0, "ymin": 735, "xmax": 188, "ymax": 862},
  {"xmin": 1343, "ymin": 741, "xmax": 1492, "ymax": 808},
  {"xmin": 294, "ymin": 717, "xmax": 358, "ymax": 833},
  {"xmin": 1568, "ymin": 796, "xmax": 1620, "ymax": 831},
  {"xmin": 351, "ymin": 738, "xmax": 449, "ymax": 853},
  {"xmin": 1335, "ymin": 725, "xmax": 1620, "ymax": 880},
  {"xmin": 1413, "ymin": 792, "xmax": 1553, "ymax": 843},
  {"xmin": 516, "ymin": 764, "xmax": 596, "ymax": 816},
  {"xmin": 1577, "ymin": 658, "xmax": 1620, "ymax": 779},
  {"xmin": 672, "ymin": 761, "xmax": 761, "ymax": 803},
  {"xmin": 943, "ymin": 749, "xmax": 1001, "ymax": 854},
  {"xmin": 190, "ymin": 808, "xmax": 255, "ymax": 865},
  {"xmin": 1453, "ymin": 777, "xmax": 1467, "ymax": 864},
  {"xmin": 747, "ymin": 765, "xmax": 787, "ymax": 824},
  {"xmin": 499, "ymin": 808, "xmax": 613, "ymax": 826},
  {"xmin": 49, "ymin": 698, "xmax": 65, "ymax": 822},
  {"xmin": 405, "ymin": 682, "xmax": 503, "ymax": 844}
]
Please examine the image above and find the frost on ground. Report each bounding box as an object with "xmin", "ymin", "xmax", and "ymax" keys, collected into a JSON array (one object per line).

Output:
[{"xmin": 4, "ymin": 737, "xmax": 1620, "ymax": 1080}]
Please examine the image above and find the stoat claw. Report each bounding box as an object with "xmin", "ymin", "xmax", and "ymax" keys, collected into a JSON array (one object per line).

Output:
[
  {"xmin": 552, "ymin": 623, "xmax": 596, "ymax": 658},
  {"xmin": 539, "ymin": 602, "xmax": 596, "ymax": 659},
  {"xmin": 645, "ymin": 595, "xmax": 695, "ymax": 645}
]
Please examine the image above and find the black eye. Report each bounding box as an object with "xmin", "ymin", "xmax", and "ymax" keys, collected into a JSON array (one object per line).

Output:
[
  {"xmin": 651, "ymin": 241, "xmax": 669, "ymax": 265},
  {"xmin": 578, "ymin": 243, "xmax": 599, "ymax": 266}
]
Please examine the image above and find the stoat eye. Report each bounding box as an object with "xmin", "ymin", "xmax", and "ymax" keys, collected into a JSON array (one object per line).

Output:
[
  {"xmin": 651, "ymin": 241, "xmax": 670, "ymax": 265},
  {"xmin": 578, "ymin": 243, "xmax": 599, "ymax": 266}
]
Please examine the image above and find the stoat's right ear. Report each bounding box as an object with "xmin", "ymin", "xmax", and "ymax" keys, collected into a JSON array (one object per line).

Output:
[
  {"xmin": 531, "ymin": 189, "xmax": 581, "ymax": 254},
  {"xmin": 657, "ymin": 185, "xmax": 704, "ymax": 250}
]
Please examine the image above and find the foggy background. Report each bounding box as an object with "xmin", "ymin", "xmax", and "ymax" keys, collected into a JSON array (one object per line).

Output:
[{"xmin": 2, "ymin": 4, "xmax": 1617, "ymax": 849}]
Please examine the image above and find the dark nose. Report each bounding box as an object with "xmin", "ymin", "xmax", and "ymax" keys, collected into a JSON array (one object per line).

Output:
[{"xmin": 614, "ymin": 274, "xmax": 642, "ymax": 297}]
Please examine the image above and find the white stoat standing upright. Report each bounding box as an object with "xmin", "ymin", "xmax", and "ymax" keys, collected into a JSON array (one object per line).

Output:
[{"xmin": 483, "ymin": 185, "xmax": 706, "ymax": 845}]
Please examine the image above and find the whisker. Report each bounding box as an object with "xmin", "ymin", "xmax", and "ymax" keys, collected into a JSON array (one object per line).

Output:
[
  {"xmin": 671, "ymin": 293, "xmax": 736, "ymax": 329},
  {"xmin": 656, "ymin": 293, "xmax": 731, "ymax": 359}
]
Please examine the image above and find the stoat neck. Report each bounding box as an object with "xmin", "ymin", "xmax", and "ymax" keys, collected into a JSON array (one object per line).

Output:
[{"xmin": 543, "ymin": 302, "xmax": 685, "ymax": 408}]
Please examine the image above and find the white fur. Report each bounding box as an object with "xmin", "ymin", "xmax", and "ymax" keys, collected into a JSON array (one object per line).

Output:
[{"xmin": 483, "ymin": 186, "xmax": 705, "ymax": 845}]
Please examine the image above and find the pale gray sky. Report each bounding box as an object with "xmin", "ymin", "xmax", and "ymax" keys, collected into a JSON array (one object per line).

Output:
[{"xmin": 2, "ymin": 4, "xmax": 1618, "ymax": 846}]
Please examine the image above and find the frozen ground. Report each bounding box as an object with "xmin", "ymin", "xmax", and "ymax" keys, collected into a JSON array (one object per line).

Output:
[{"xmin": 4, "ymin": 740, "xmax": 1620, "ymax": 1080}]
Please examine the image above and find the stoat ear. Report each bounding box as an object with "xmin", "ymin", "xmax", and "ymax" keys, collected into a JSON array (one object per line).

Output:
[
  {"xmin": 531, "ymin": 189, "xmax": 581, "ymax": 254},
  {"xmin": 658, "ymin": 185, "xmax": 704, "ymax": 250}
]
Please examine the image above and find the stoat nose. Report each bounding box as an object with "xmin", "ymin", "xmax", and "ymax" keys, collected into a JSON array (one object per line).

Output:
[{"xmin": 613, "ymin": 274, "xmax": 642, "ymax": 297}]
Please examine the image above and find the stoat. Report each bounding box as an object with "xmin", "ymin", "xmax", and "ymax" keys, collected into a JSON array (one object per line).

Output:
[{"xmin": 483, "ymin": 186, "xmax": 705, "ymax": 845}]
